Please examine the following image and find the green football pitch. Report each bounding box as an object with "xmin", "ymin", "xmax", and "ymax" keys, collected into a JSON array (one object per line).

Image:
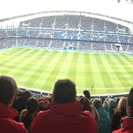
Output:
[{"xmin": 0, "ymin": 47, "xmax": 133, "ymax": 95}]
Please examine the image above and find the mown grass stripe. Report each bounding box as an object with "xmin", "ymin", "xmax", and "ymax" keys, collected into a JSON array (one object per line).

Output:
[
  {"xmin": 41, "ymin": 52, "xmax": 68, "ymax": 91},
  {"xmin": 53, "ymin": 52, "xmax": 69, "ymax": 80},
  {"xmin": 97, "ymin": 54, "xmax": 116, "ymax": 94},
  {"xmin": 12, "ymin": 49, "xmax": 44, "ymax": 83},
  {"xmin": 7, "ymin": 48, "xmax": 31, "ymax": 56},
  {"xmin": 75, "ymin": 53, "xmax": 86, "ymax": 91},
  {"xmin": 25, "ymin": 50, "xmax": 57, "ymax": 84},
  {"xmin": 106, "ymin": 54, "xmax": 130, "ymax": 88},
  {"xmin": 122, "ymin": 54, "xmax": 133, "ymax": 65},
  {"xmin": 67, "ymin": 52, "xmax": 79, "ymax": 83},
  {"xmin": 111, "ymin": 54, "xmax": 131, "ymax": 87},
  {"xmin": 84, "ymin": 53, "xmax": 94, "ymax": 87},
  {"xmin": 102, "ymin": 54, "xmax": 122, "ymax": 91},
  {"xmin": 113, "ymin": 54, "xmax": 133, "ymax": 86},
  {"xmin": 83, "ymin": 53, "xmax": 96, "ymax": 94},
  {"xmin": 96, "ymin": 54, "xmax": 114, "ymax": 88},
  {"xmin": 23, "ymin": 50, "xmax": 55, "ymax": 89},
  {"xmin": 117, "ymin": 54, "xmax": 133, "ymax": 75}
]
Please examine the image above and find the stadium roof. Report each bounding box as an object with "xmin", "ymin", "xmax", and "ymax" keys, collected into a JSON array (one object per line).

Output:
[{"xmin": 0, "ymin": 0, "xmax": 133, "ymax": 21}]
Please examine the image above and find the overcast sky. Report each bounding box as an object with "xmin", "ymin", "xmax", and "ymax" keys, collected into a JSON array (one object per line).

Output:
[{"xmin": 0, "ymin": 0, "xmax": 133, "ymax": 21}]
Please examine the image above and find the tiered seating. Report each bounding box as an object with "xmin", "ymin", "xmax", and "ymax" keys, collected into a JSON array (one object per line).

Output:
[
  {"xmin": 93, "ymin": 18, "xmax": 104, "ymax": 32},
  {"xmin": 92, "ymin": 42, "xmax": 105, "ymax": 51},
  {"xmin": 81, "ymin": 16, "xmax": 92, "ymax": 31},
  {"xmin": 78, "ymin": 41, "xmax": 92, "ymax": 51},
  {"xmin": 105, "ymin": 21, "xmax": 117, "ymax": 32},
  {"xmin": 128, "ymin": 44, "xmax": 133, "ymax": 51},
  {"xmin": 50, "ymin": 40, "xmax": 64, "ymax": 49},
  {"xmin": 67, "ymin": 15, "xmax": 80, "ymax": 29},
  {"xmin": 41, "ymin": 16, "xmax": 55, "ymax": 28},
  {"xmin": 122, "ymin": 44, "xmax": 128, "ymax": 51},
  {"xmin": 0, "ymin": 14, "xmax": 132, "ymax": 53},
  {"xmin": 0, "ymin": 30, "xmax": 7, "ymax": 39},
  {"xmin": 105, "ymin": 43, "xmax": 112, "ymax": 51},
  {"xmin": 55, "ymin": 15, "xmax": 68, "ymax": 29}
]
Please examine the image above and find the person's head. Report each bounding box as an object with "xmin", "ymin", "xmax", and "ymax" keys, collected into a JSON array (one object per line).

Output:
[
  {"xmin": 83, "ymin": 90, "xmax": 91, "ymax": 100},
  {"xmin": 126, "ymin": 87, "xmax": 133, "ymax": 116},
  {"xmin": 117, "ymin": 97, "xmax": 127, "ymax": 113},
  {"xmin": 78, "ymin": 96, "xmax": 92, "ymax": 112},
  {"xmin": 21, "ymin": 89, "xmax": 32, "ymax": 101},
  {"xmin": 0, "ymin": 75, "xmax": 17, "ymax": 105},
  {"xmin": 26, "ymin": 97, "xmax": 39, "ymax": 113},
  {"xmin": 38, "ymin": 96, "xmax": 49, "ymax": 111},
  {"xmin": 53, "ymin": 79, "xmax": 76, "ymax": 103},
  {"xmin": 108, "ymin": 99, "xmax": 117, "ymax": 109},
  {"xmin": 92, "ymin": 98, "xmax": 103, "ymax": 109},
  {"xmin": 22, "ymin": 97, "xmax": 39, "ymax": 130}
]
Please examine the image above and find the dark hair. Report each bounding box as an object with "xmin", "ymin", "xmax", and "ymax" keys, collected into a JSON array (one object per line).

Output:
[
  {"xmin": 13, "ymin": 90, "xmax": 32, "ymax": 113},
  {"xmin": 53, "ymin": 79, "xmax": 76, "ymax": 103},
  {"xmin": 21, "ymin": 90, "xmax": 32, "ymax": 101},
  {"xmin": 26, "ymin": 97, "xmax": 38, "ymax": 113},
  {"xmin": 0, "ymin": 75, "xmax": 17, "ymax": 105},
  {"xmin": 78, "ymin": 97, "xmax": 92, "ymax": 112},
  {"xmin": 127, "ymin": 87, "xmax": 133, "ymax": 109},
  {"xmin": 83, "ymin": 90, "xmax": 91, "ymax": 99},
  {"xmin": 22, "ymin": 97, "xmax": 38, "ymax": 130}
]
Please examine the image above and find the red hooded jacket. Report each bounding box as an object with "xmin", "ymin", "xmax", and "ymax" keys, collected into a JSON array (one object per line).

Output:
[
  {"xmin": 31, "ymin": 102, "xmax": 97, "ymax": 133},
  {"xmin": 0, "ymin": 102, "xmax": 27, "ymax": 133},
  {"xmin": 113, "ymin": 116, "xmax": 133, "ymax": 133}
]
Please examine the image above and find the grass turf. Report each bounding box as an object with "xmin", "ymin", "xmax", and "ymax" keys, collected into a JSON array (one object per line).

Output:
[{"xmin": 0, "ymin": 47, "xmax": 133, "ymax": 95}]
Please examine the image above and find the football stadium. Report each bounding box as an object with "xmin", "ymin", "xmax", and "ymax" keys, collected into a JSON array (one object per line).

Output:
[
  {"xmin": 0, "ymin": 1, "xmax": 133, "ymax": 96},
  {"xmin": 0, "ymin": 0, "xmax": 133, "ymax": 133}
]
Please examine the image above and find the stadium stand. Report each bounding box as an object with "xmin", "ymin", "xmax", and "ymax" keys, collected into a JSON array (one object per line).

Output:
[{"xmin": 0, "ymin": 13, "xmax": 132, "ymax": 53}]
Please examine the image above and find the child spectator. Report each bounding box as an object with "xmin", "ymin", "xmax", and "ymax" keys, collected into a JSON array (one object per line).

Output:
[
  {"xmin": 92, "ymin": 98, "xmax": 112, "ymax": 133},
  {"xmin": 78, "ymin": 96, "xmax": 99, "ymax": 121},
  {"xmin": 20, "ymin": 97, "xmax": 39, "ymax": 132},
  {"xmin": 13, "ymin": 89, "xmax": 32, "ymax": 113}
]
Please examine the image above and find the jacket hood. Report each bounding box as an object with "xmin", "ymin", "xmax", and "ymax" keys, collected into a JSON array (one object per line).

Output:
[
  {"xmin": 0, "ymin": 102, "xmax": 18, "ymax": 119},
  {"xmin": 50, "ymin": 102, "xmax": 83, "ymax": 116}
]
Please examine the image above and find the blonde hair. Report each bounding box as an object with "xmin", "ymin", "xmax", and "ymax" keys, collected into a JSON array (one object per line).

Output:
[
  {"xmin": 92, "ymin": 98, "xmax": 102, "ymax": 109},
  {"xmin": 90, "ymin": 105, "xmax": 99, "ymax": 121},
  {"xmin": 117, "ymin": 97, "xmax": 127, "ymax": 113}
]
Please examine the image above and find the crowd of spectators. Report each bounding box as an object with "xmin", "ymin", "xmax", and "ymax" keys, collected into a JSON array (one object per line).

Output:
[
  {"xmin": 1, "ymin": 38, "xmax": 133, "ymax": 53},
  {"xmin": 0, "ymin": 75, "xmax": 133, "ymax": 133},
  {"xmin": 0, "ymin": 28, "xmax": 131, "ymax": 45},
  {"xmin": 19, "ymin": 15, "xmax": 129, "ymax": 34},
  {"xmin": 1, "ymin": 15, "xmax": 132, "ymax": 46}
]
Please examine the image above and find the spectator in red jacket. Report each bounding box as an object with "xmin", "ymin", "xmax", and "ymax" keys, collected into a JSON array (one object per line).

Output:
[
  {"xmin": 31, "ymin": 79, "xmax": 97, "ymax": 133},
  {"xmin": 0, "ymin": 75, "xmax": 27, "ymax": 133},
  {"xmin": 113, "ymin": 87, "xmax": 133, "ymax": 133}
]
